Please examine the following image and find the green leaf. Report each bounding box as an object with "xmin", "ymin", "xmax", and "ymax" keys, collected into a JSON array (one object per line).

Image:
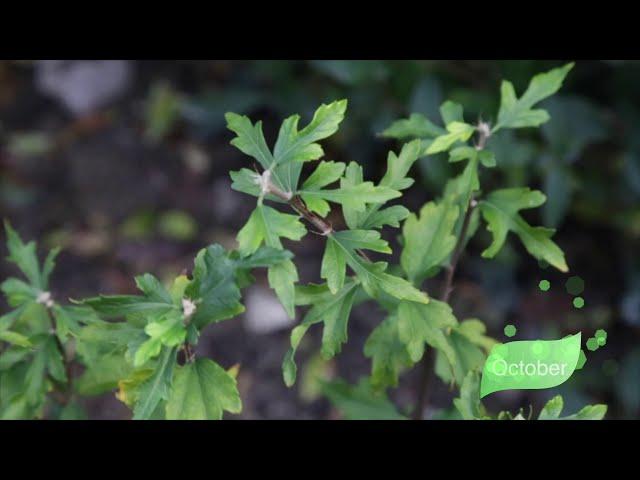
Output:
[
  {"xmin": 449, "ymin": 146, "xmax": 477, "ymax": 164},
  {"xmin": 282, "ymin": 323, "xmax": 309, "ymax": 387},
  {"xmin": 538, "ymin": 395, "xmax": 563, "ymax": 420},
  {"xmin": 381, "ymin": 113, "xmax": 445, "ymax": 140},
  {"xmin": 479, "ymin": 187, "xmax": 568, "ymax": 272},
  {"xmin": 494, "ymin": 63, "xmax": 574, "ymax": 131},
  {"xmin": 538, "ymin": 395, "xmax": 607, "ymax": 420},
  {"xmin": 281, "ymin": 281, "xmax": 361, "ymax": 387},
  {"xmin": 0, "ymin": 307, "xmax": 26, "ymax": 332},
  {"xmin": 233, "ymin": 246, "xmax": 293, "ymax": 270},
  {"xmin": 401, "ymin": 201, "xmax": 459, "ymax": 284},
  {"xmin": 166, "ymin": 358, "xmax": 241, "ymax": 420},
  {"xmin": 4, "ymin": 221, "xmax": 43, "ymax": 289},
  {"xmin": 134, "ymin": 273, "xmax": 172, "ymax": 304},
  {"xmin": 186, "ymin": 244, "xmax": 245, "ymax": 328},
  {"xmin": 237, "ymin": 205, "xmax": 307, "ymax": 256},
  {"xmin": 237, "ymin": 206, "xmax": 305, "ymax": 318},
  {"xmin": 358, "ymin": 261, "xmax": 429, "ymax": 305},
  {"xmin": 268, "ymin": 259, "xmax": 299, "ymax": 318},
  {"xmin": 51, "ymin": 305, "xmax": 82, "ymax": 342},
  {"xmin": 227, "ymin": 100, "xmax": 347, "ymax": 192},
  {"xmin": 442, "ymin": 154, "xmax": 480, "ymax": 208},
  {"xmin": 229, "ymin": 168, "xmax": 268, "ymax": 200},
  {"xmin": 426, "ymin": 122, "xmax": 475, "ymax": 155},
  {"xmin": 75, "ymin": 353, "xmax": 134, "ymax": 396},
  {"xmin": 225, "ymin": 113, "xmax": 274, "ymax": 171},
  {"xmin": 323, "ymin": 230, "xmax": 429, "ymax": 303},
  {"xmin": 440, "ymin": 100, "xmax": 464, "ymax": 125},
  {"xmin": 560, "ymin": 404, "xmax": 607, "ymax": 420},
  {"xmin": 478, "ymin": 150, "xmax": 496, "ymax": 168},
  {"xmin": 449, "ymin": 147, "xmax": 495, "ymax": 168},
  {"xmin": 302, "ymin": 195, "xmax": 331, "ymax": 217},
  {"xmin": 24, "ymin": 338, "xmax": 49, "ymax": 404},
  {"xmin": 135, "ymin": 310, "xmax": 185, "ymax": 367},
  {"xmin": 1, "ymin": 363, "xmax": 46, "ymax": 419},
  {"xmin": 80, "ymin": 295, "xmax": 174, "ymax": 319},
  {"xmin": 324, "ymin": 230, "xmax": 420, "ymax": 301},
  {"xmin": 1, "ymin": 278, "xmax": 38, "ymax": 307},
  {"xmin": 132, "ymin": 347, "xmax": 177, "ymax": 420},
  {"xmin": 363, "ymin": 139, "xmax": 422, "ymax": 215},
  {"xmin": 0, "ymin": 345, "xmax": 31, "ymax": 370},
  {"xmin": 364, "ymin": 316, "xmax": 413, "ymax": 389},
  {"xmin": 456, "ymin": 319, "xmax": 498, "ymax": 352},
  {"xmin": 453, "ymin": 371, "xmax": 488, "ymax": 420},
  {"xmin": 322, "ymin": 378, "xmax": 405, "ymax": 420},
  {"xmin": 397, "ymin": 300, "xmax": 457, "ymax": 364},
  {"xmin": 300, "ymin": 176, "xmax": 400, "ymax": 215},
  {"xmin": 321, "ymin": 237, "xmax": 346, "ymax": 294},
  {"xmin": 272, "ymin": 100, "xmax": 347, "ymax": 191},
  {"xmin": 435, "ymin": 320, "xmax": 495, "ymax": 386},
  {"xmin": 302, "ymin": 161, "xmax": 346, "ymax": 190},
  {"xmin": 320, "ymin": 230, "xmax": 391, "ymax": 293},
  {"xmin": 359, "ymin": 205, "xmax": 411, "ymax": 230},
  {"xmin": 0, "ymin": 330, "xmax": 31, "ymax": 348},
  {"xmin": 42, "ymin": 247, "xmax": 60, "ymax": 289},
  {"xmin": 337, "ymin": 144, "xmax": 421, "ymax": 230}
]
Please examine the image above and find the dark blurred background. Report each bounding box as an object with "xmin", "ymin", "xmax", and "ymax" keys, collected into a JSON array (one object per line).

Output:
[{"xmin": 0, "ymin": 60, "xmax": 638, "ymax": 419}]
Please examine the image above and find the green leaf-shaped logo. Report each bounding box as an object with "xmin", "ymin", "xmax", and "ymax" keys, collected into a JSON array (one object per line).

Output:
[{"xmin": 480, "ymin": 333, "xmax": 581, "ymax": 398}]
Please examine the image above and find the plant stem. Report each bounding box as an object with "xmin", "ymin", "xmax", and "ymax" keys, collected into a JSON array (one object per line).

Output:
[
  {"xmin": 266, "ymin": 181, "xmax": 374, "ymax": 263},
  {"xmin": 410, "ymin": 197, "xmax": 476, "ymax": 420},
  {"xmin": 289, "ymin": 195, "xmax": 333, "ymax": 236},
  {"xmin": 183, "ymin": 342, "xmax": 195, "ymax": 363},
  {"xmin": 410, "ymin": 121, "xmax": 490, "ymax": 420}
]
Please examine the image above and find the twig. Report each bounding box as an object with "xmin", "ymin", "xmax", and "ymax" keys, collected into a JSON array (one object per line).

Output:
[{"xmin": 263, "ymin": 176, "xmax": 374, "ymax": 263}]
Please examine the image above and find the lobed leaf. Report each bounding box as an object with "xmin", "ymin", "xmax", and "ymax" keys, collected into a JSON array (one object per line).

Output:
[{"xmin": 479, "ymin": 187, "xmax": 568, "ymax": 272}]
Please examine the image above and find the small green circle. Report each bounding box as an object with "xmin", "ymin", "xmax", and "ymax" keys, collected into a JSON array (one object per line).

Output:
[
  {"xmin": 586, "ymin": 337, "xmax": 599, "ymax": 351},
  {"xmin": 504, "ymin": 324, "xmax": 517, "ymax": 337},
  {"xmin": 565, "ymin": 276, "xmax": 585, "ymax": 296},
  {"xmin": 539, "ymin": 279, "xmax": 551, "ymax": 291},
  {"xmin": 595, "ymin": 329, "xmax": 607, "ymax": 340},
  {"xmin": 597, "ymin": 336, "xmax": 607, "ymax": 347},
  {"xmin": 573, "ymin": 297, "xmax": 585, "ymax": 308}
]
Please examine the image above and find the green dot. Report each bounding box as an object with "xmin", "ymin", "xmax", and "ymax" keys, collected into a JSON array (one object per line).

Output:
[
  {"xmin": 504, "ymin": 324, "xmax": 517, "ymax": 337},
  {"xmin": 597, "ymin": 336, "xmax": 607, "ymax": 347},
  {"xmin": 586, "ymin": 337, "xmax": 599, "ymax": 351},
  {"xmin": 565, "ymin": 276, "xmax": 585, "ymax": 296},
  {"xmin": 595, "ymin": 329, "xmax": 607, "ymax": 340},
  {"xmin": 539, "ymin": 279, "xmax": 551, "ymax": 291},
  {"xmin": 573, "ymin": 297, "xmax": 585, "ymax": 309}
]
